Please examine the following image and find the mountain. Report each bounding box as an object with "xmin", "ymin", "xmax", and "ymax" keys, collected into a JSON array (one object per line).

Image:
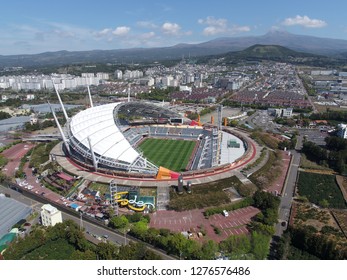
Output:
[
  {"xmin": 226, "ymin": 44, "xmax": 320, "ymax": 59},
  {"xmin": 1, "ymin": 31, "xmax": 347, "ymax": 67},
  {"xmin": 199, "ymin": 30, "xmax": 347, "ymax": 55},
  {"xmin": 212, "ymin": 44, "xmax": 345, "ymax": 67}
]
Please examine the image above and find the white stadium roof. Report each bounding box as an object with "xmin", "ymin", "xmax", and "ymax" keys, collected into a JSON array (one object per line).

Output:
[{"xmin": 69, "ymin": 103, "xmax": 139, "ymax": 164}]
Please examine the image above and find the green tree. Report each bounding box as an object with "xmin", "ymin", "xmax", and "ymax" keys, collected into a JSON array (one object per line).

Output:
[
  {"xmin": 109, "ymin": 215, "xmax": 129, "ymax": 229},
  {"xmin": 117, "ymin": 242, "xmax": 162, "ymax": 260},
  {"xmin": 220, "ymin": 235, "xmax": 252, "ymax": 259},
  {"xmin": 70, "ymin": 249, "xmax": 96, "ymax": 260},
  {"xmin": 199, "ymin": 240, "xmax": 218, "ymax": 260},
  {"xmin": 130, "ymin": 219, "xmax": 148, "ymax": 239},
  {"xmin": 319, "ymin": 199, "xmax": 330, "ymax": 208},
  {"xmin": 96, "ymin": 242, "xmax": 118, "ymax": 260},
  {"xmin": 249, "ymin": 221, "xmax": 275, "ymax": 236},
  {"xmin": 253, "ymin": 190, "xmax": 280, "ymax": 211},
  {"xmin": 167, "ymin": 233, "xmax": 189, "ymax": 259},
  {"xmin": 251, "ymin": 231, "xmax": 271, "ymax": 260}
]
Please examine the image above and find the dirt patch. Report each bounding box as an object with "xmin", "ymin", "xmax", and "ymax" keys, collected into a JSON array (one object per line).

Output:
[
  {"xmin": 331, "ymin": 210, "xmax": 347, "ymax": 238},
  {"xmin": 293, "ymin": 202, "xmax": 338, "ymax": 230},
  {"xmin": 336, "ymin": 175, "xmax": 347, "ymax": 202},
  {"xmin": 266, "ymin": 150, "xmax": 291, "ymax": 195}
]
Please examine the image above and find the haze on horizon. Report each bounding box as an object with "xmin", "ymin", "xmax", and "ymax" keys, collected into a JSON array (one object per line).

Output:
[{"xmin": 1, "ymin": 0, "xmax": 347, "ymax": 55}]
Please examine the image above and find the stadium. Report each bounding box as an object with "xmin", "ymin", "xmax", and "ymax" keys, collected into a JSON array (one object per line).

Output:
[{"xmin": 52, "ymin": 88, "xmax": 255, "ymax": 183}]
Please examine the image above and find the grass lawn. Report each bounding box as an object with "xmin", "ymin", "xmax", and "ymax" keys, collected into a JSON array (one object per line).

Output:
[
  {"xmin": 138, "ymin": 138, "xmax": 196, "ymax": 172},
  {"xmin": 89, "ymin": 181, "xmax": 110, "ymax": 195},
  {"xmin": 168, "ymin": 176, "xmax": 245, "ymax": 211},
  {"xmin": 297, "ymin": 171, "xmax": 346, "ymax": 209}
]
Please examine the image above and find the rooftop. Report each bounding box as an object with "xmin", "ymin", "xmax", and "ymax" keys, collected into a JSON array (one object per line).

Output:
[
  {"xmin": 41, "ymin": 204, "xmax": 58, "ymax": 214},
  {"xmin": 0, "ymin": 195, "xmax": 32, "ymax": 238}
]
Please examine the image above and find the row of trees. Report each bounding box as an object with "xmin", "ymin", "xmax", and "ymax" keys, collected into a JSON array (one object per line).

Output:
[
  {"xmin": 302, "ymin": 136, "xmax": 347, "ymax": 174},
  {"xmin": 137, "ymin": 87, "xmax": 178, "ymax": 101},
  {"xmin": 310, "ymin": 110, "xmax": 347, "ymax": 122},
  {"xmin": 277, "ymin": 225, "xmax": 347, "ymax": 260},
  {"xmin": 23, "ymin": 120, "xmax": 56, "ymax": 132},
  {"xmin": 3, "ymin": 220, "xmax": 162, "ymax": 260}
]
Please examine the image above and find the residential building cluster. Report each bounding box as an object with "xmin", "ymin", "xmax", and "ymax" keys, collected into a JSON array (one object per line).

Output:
[
  {"xmin": 0, "ymin": 72, "xmax": 109, "ymax": 91},
  {"xmin": 170, "ymin": 87, "xmax": 228, "ymax": 103},
  {"xmin": 230, "ymin": 63, "xmax": 312, "ymax": 109},
  {"xmin": 231, "ymin": 90, "xmax": 311, "ymax": 108},
  {"xmin": 309, "ymin": 69, "xmax": 347, "ymax": 105},
  {"xmin": 116, "ymin": 61, "xmax": 242, "ymax": 90}
]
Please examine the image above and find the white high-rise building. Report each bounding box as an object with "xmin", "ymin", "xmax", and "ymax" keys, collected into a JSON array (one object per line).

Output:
[
  {"xmin": 81, "ymin": 73, "xmax": 95, "ymax": 78},
  {"xmin": 114, "ymin": 70, "xmax": 123, "ymax": 79},
  {"xmin": 41, "ymin": 204, "xmax": 62, "ymax": 227},
  {"xmin": 96, "ymin": 72, "xmax": 109, "ymax": 80},
  {"xmin": 337, "ymin": 124, "xmax": 347, "ymax": 139}
]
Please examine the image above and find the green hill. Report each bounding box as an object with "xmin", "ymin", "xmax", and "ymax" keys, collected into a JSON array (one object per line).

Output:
[{"xmin": 222, "ymin": 44, "xmax": 322, "ymax": 63}]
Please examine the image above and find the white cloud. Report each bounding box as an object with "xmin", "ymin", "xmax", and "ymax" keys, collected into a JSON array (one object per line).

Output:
[
  {"xmin": 140, "ymin": 31, "xmax": 156, "ymax": 39},
  {"xmin": 198, "ymin": 16, "xmax": 250, "ymax": 36},
  {"xmin": 198, "ymin": 16, "xmax": 228, "ymax": 28},
  {"xmin": 98, "ymin": 28, "xmax": 111, "ymax": 35},
  {"xmin": 203, "ymin": 26, "xmax": 221, "ymax": 36},
  {"xmin": 161, "ymin": 22, "xmax": 181, "ymax": 35},
  {"xmin": 232, "ymin": 26, "xmax": 251, "ymax": 33},
  {"xmin": 53, "ymin": 29, "xmax": 75, "ymax": 38},
  {"xmin": 112, "ymin": 26, "xmax": 131, "ymax": 36},
  {"xmin": 282, "ymin": 15, "xmax": 327, "ymax": 28},
  {"xmin": 137, "ymin": 21, "xmax": 158, "ymax": 29}
]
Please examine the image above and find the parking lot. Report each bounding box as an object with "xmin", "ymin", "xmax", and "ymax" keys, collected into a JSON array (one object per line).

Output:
[
  {"xmin": 300, "ymin": 129, "xmax": 329, "ymax": 146},
  {"xmin": 150, "ymin": 206, "xmax": 260, "ymax": 243},
  {"xmin": 2, "ymin": 143, "xmax": 34, "ymax": 177}
]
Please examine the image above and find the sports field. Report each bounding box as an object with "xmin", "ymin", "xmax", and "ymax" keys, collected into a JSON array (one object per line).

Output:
[{"xmin": 138, "ymin": 138, "xmax": 196, "ymax": 172}]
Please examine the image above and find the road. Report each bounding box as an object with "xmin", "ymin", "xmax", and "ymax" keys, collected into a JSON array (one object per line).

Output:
[
  {"xmin": 296, "ymin": 72, "xmax": 318, "ymax": 113},
  {"xmin": 0, "ymin": 184, "xmax": 176, "ymax": 260},
  {"xmin": 274, "ymin": 134, "xmax": 303, "ymax": 237}
]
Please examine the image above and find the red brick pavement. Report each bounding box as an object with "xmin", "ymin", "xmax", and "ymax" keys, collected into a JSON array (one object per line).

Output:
[{"xmin": 2, "ymin": 143, "xmax": 34, "ymax": 177}]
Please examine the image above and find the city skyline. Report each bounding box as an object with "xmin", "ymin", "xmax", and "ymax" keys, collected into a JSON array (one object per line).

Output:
[{"xmin": 1, "ymin": 0, "xmax": 347, "ymax": 55}]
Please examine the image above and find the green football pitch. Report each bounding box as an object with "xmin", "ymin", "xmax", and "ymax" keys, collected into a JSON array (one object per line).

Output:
[{"xmin": 138, "ymin": 138, "xmax": 196, "ymax": 172}]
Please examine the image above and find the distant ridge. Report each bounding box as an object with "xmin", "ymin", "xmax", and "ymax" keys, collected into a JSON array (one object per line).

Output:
[
  {"xmin": 226, "ymin": 44, "xmax": 320, "ymax": 59},
  {"xmin": 1, "ymin": 31, "xmax": 347, "ymax": 67}
]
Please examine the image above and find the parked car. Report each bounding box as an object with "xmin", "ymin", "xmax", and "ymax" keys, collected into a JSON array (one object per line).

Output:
[{"xmin": 222, "ymin": 210, "xmax": 229, "ymax": 217}]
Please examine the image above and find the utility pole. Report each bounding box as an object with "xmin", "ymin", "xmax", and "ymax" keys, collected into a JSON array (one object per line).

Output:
[{"xmin": 79, "ymin": 212, "xmax": 83, "ymax": 231}]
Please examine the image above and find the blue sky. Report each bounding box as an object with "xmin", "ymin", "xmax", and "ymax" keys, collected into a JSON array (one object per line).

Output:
[{"xmin": 1, "ymin": 0, "xmax": 346, "ymax": 55}]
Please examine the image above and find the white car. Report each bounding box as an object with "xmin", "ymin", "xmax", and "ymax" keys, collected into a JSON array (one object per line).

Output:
[{"xmin": 222, "ymin": 210, "xmax": 229, "ymax": 217}]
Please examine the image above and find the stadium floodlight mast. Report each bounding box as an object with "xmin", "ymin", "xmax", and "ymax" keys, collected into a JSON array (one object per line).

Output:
[
  {"xmin": 48, "ymin": 101, "xmax": 70, "ymax": 155},
  {"xmin": 127, "ymin": 84, "xmax": 131, "ymax": 102},
  {"xmin": 52, "ymin": 82, "xmax": 69, "ymax": 121},
  {"xmin": 87, "ymin": 136, "xmax": 98, "ymax": 171},
  {"xmin": 87, "ymin": 85, "xmax": 94, "ymax": 108}
]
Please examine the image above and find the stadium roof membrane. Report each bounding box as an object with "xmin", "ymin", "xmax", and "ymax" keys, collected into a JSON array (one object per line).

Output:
[{"xmin": 69, "ymin": 102, "xmax": 139, "ymax": 164}]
